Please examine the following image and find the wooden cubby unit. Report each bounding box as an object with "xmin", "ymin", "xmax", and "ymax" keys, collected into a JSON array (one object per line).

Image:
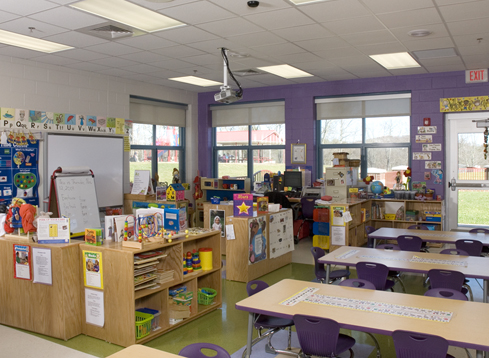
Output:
[{"xmin": 80, "ymin": 230, "xmax": 222, "ymax": 347}]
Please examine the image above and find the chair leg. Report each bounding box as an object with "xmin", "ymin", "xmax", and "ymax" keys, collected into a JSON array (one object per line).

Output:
[
  {"xmin": 464, "ymin": 348, "xmax": 473, "ymax": 358},
  {"xmin": 463, "ymin": 283, "xmax": 474, "ymax": 301},
  {"xmin": 365, "ymin": 332, "xmax": 382, "ymax": 358},
  {"xmin": 393, "ymin": 276, "xmax": 406, "ymax": 293},
  {"xmin": 348, "ymin": 348, "xmax": 354, "ymax": 358},
  {"xmin": 265, "ymin": 327, "xmax": 296, "ymax": 356},
  {"xmin": 241, "ymin": 328, "xmax": 278, "ymax": 358}
]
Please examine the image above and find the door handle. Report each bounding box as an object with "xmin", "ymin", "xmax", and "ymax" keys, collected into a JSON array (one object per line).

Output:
[{"xmin": 449, "ymin": 177, "xmax": 457, "ymax": 191}]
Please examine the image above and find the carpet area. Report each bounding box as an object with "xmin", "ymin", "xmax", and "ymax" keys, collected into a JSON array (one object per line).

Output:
[{"xmin": 230, "ymin": 329, "xmax": 375, "ymax": 358}]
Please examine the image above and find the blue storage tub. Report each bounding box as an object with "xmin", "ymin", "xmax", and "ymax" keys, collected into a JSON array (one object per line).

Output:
[{"xmin": 313, "ymin": 222, "xmax": 329, "ymax": 236}]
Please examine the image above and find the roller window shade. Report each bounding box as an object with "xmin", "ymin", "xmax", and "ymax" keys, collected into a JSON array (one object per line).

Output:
[
  {"xmin": 211, "ymin": 101, "xmax": 285, "ymax": 127},
  {"xmin": 130, "ymin": 99, "xmax": 186, "ymax": 127},
  {"xmin": 315, "ymin": 94, "xmax": 411, "ymax": 120}
]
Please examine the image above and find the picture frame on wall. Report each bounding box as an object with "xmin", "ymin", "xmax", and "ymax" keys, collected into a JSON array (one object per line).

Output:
[{"xmin": 291, "ymin": 143, "xmax": 306, "ymax": 164}]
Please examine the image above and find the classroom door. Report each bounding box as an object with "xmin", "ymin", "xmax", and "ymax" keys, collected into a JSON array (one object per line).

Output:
[{"xmin": 446, "ymin": 112, "xmax": 489, "ymax": 231}]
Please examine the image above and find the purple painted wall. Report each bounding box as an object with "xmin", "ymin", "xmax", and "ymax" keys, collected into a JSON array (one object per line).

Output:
[{"xmin": 198, "ymin": 70, "xmax": 489, "ymax": 200}]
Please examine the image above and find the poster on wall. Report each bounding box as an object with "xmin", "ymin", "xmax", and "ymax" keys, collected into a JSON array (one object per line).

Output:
[
  {"xmin": 32, "ymin": 247, "xmax": 52, "ymax": 285},
  {"xmin": 332, "ymin": 206, "xmax": 346, "ymax": 226},
  {"xmin": 416, "ymin": 135, "xmax": 433, "ymax": 143},
  {"xmin": 425, "ymin": 161, "xmax": 442, "ymax": 169},
  {"xmin": 209, "ymin": 209, "xmax": 225, "ymax": 237},
  {"xmin": 83, "ymin": 250, "xmax": 104, "ymax": 289},
  {"xmin": 13, "ymin": 244, "xmax": 31, "ymax": 280},
  {"xmin": 269, "ymin": 210, "xmax": 294, "ymax": 259},
  {"xmin": 422, "ymin": 144, "xmax": 442, "ymax": 151},
  {"xmin": 248, "ymin": 216, "xmax": 267, "ymax": 265},
  {"xmin": 413, "ymin": 152, "xmax": 432, "ymax": 160},
  {"xmin": 417, "ymin": 126, "xmax": 437, "ymax": 134}
]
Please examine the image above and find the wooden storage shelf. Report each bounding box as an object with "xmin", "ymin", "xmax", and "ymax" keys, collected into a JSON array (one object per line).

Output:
[{"xmin": 80, "ymin": 230, "xmax": 221, "ymax": 347}]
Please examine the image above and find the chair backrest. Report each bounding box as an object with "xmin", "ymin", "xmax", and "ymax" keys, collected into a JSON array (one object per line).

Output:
[
  {"xmin": 365, "ymin": 225, "xmax": 376, "ymax": 236},
  {"xmin": 408, "ymin": 224, "xmax": 429, "ymax": 230},
  {"xmin": 300, "ymin": 197, "xmax": 315, "ymax": 219},
  {"xmin": 440, "ymin": 248, "xmax": 469, "ymax": 256},
  {"xmin": 293, "ymin": 314, "xmax": 341, "ymax": 356},
  {"xmin": 339, "ymin": 278, "xmax": 376, "ymax": 290},
  {"xmin": 469, "ymin": 227, "xmax": 489, "ymax": 234},
  {"xmin": 265, "ymin": 192, "xmax": 292, "ymax": 209},
  {"xmin": 246, "ymin": 280, "xmax": 269, "ymax": 297},
  {"xmin": 311, "ymin": 246, "xmax": 326, "ymax": 281},
  {"xmin": 179, "ymin": 343, "xmax": 231, "ymax": 358},
  {"xmin": 356, "ymin": 261, "xmax": 390, "ymax": 290},
  {"xmin": 392, "ymin": 330, "xmax": 450, "ymax": 358},
  {"xmin": 397, "ymin": 235, "xmax": 423, "ymax": 252},
  {"xmin": 455, "ymin": 239, "xmax": 483, "ymax": 256},
  {"xmin": 428, "ymin": 269, "xmax": 465, "ymax": 291},
  {"xmin": 424, "ymin": 288, "xmax": 468, "ymax": 301}
]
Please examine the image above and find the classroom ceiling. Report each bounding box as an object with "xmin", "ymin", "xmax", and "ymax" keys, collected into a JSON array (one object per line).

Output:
[{"xmin": 1, "ymin": 0, "xmax": 489, "ymax": 93}]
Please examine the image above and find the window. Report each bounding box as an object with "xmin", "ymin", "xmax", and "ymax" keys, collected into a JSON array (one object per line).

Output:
[
  {"xmin": 129, "ymin": 96, "xmax": 186, "ymax": 185},
  {"xmin": 316, "ymin": 94, "xmax": 411, "ymax": 188},
  {"xmin": 211, "ymin": 102, "xmax": 285, "ymax": 182}
]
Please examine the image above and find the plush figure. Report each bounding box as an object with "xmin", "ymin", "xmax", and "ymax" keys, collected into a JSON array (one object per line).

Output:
[
  {"xmin": 172, "ymin": 168, "xmax": 180, "ymax": 184},
  {"xmin": 33, "ymin": 211, "xmax": 52, "ymax": 228},
  {"xmin": 10, "ymin": 206, "xmax": 22, "ymax": 229},
  {"xmin": 19, "ymin": 204, "xmax": 37, "ymax": 233},
  {"xmin": 4, "ymin": 208, "xmax": 14, "ymax": 234}
]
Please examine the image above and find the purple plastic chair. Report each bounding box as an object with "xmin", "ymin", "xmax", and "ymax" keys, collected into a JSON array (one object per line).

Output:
[
  {"xmin": 374, "ymin": 245, "xmax": 406, "ymax": 293},
  {"xmin": 397, "ymin": 235, "xmax": 423, "ymax": 252},
  {"xmin": 469, "ymin": 228, "xmax": 489, "ymax": 234},
  {"xmin": 376, "ymin": 243, "xmax": 400, "ymax": 250},
  {"xmin": 293, "ymin": 314, "xmax": 355, "ymax": 358},
  {"xmin": 392, "ymin": 330, "xmax": 455, "ymax": 358},
  {"xmin": 439, "ymin": 249, "xmax": 473, "ymax": 300},
  {"xmin": 243, "ymin": 280, "xmax": 294, "ymax": 357},
  {"xmin": 428, "ymin": 269, "xmax": 471, "ymax": 301},
  {"xmin": 365, "ymin": 225, "xmax": 377, "ymax": 248},
  {"xmin": 356, "ymin": 261, "xmax": 395, "ymax": 291},
  {"xmin": 455, "ymin": 239, "xmax": 483, "ymax": 257},
  {"xmin": 424, "ymin": 288, "xmax": 468, "ymax": 301},
  {"xmin": 179, "ymin": 343, "xmax": 231, "ymax": 358},
  {"xmin": 311, "ymin": 246, "xmax": 350, "ymax": 284}
]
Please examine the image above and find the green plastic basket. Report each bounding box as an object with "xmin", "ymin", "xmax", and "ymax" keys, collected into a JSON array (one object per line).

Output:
[
  {"xmin": 135, "ymin": 311, "xmax": 154, "ymax": 339},
  {"xmin": 198, "ymin": 288, "xmax": 217, "ymax": 305}
]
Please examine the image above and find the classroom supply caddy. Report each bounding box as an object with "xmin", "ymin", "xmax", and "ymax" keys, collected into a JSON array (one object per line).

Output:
[{"xmin": 198, "ymin": 288, "xmax": 217, "ymax": 305}]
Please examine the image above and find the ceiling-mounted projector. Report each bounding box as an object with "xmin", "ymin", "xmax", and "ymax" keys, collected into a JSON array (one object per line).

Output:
[
  {"xmin": 214, "ymin": 87, "xmax": 241, "ymax": 104},
  {"xmin": 215, "ymin": 48, "xmax": 243, "ymax": 104}
]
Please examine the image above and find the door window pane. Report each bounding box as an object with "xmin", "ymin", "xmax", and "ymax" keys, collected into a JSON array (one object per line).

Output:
[
  {"xmin": 217, "ymin": 149, "xmax": 247, "ymax": 178},
  {"xmin": 216, "ymin": 126, "xmax": 249, "ymax": 146},
  {"xmin": 458, "ymin": 133, "xmax": 489, "ymax": 180},
  {"xmin": 157, "ymin": 150, "xmax": 180, "ymax": 185},
  {"xmin": 253, "ymin": 149, "xmax": 285, "ymax": 182},
  {"xmin": 131, "ymin": 123, "xmax": 154, "ymax": 145},
  {"xmin": 251, "ymin": 124, "xmax": 285, "ymax": 146},
  {"xmin": 129, "ymin": 149, "xmax": 152, "ymax": 184},
  {"xmin": 156, "ymin": 125, "xmax": 180, "ymax": 146},
  {"xmin": 365, "ymin": 116, "xmax": 410, "ymax": 143},
  {"xmin": 458, "ymin": 189, "xmax": 489, "ymax": 225},
  {"xmin": 367, "ymin": 147, "xmax": 408, "ymax": 188},
  {"xmin": 320, "ymin": 119, "xmax": 362, "ymax": 144}
]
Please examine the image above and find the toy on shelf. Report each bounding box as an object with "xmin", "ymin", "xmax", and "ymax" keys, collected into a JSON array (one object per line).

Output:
[
  {"xmin": 192, "ymin": 249, "xmax": 202, "ymax": 271},
  {"xmin": 4, "ymin": 198, "xmax": 38, "ymax": 242},
  {"xmin": 186, "ymin": 251, "xmax": 193, "ymax": 273},
  {"xmin": 167, "ymin": 183, "xmax": 185, "ymax": 201},
  {"xmin": 172, "ymin": 168, "xmax": 180, "ymax": 184}
]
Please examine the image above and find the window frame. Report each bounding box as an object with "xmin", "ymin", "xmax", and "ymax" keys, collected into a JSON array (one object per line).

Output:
[
  {"xmin": 212, "ymin": 125, "xmax": 285, "ymax": 181},
  {"xmin": 130, "ymin": 124, "xmax": 186, "ymax": 183}
]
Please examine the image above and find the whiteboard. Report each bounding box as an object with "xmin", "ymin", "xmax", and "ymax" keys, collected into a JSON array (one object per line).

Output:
[
  {"xmin": 54, "ymin": 174, "xmax": 101, "ymax": 234},
  {"xmin": 47, "ymin": 134, "xmax": 123, "ymax": 207}
]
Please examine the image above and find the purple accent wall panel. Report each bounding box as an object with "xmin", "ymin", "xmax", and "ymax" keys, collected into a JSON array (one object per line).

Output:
[{"xmin": 198, "ymin": 71, "xmax": 489, "ymax": 200}]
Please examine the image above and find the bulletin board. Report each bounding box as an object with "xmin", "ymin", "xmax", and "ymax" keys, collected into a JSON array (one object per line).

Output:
[{"xmin": 46, "ymin": 134, "xmax": 123, "ymax": 208}]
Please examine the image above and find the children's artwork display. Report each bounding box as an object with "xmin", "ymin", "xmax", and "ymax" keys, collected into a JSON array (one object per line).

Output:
[
  {"xmin": 37, "ymin": 217, "xmax": 71, "ymax": 244},
  {"xmin": 248, "ymin": 216, "xmax": 267, "ymax": 264},
  {"xmin": 83, "ymin": 250, "xmax": 103, "ymax": 289},
  {"xmin": 0, "ymin": 140, "xmax": 39, "ymax": 207},
  {"xmin": 13, "ymin": 244, "xmax": 31, "ymax": 280},
  {"xmin": 209, "ymin": 209, "xmax": 225, "ymax": 237},
  {"xmin": 269, "ymin": 210, "xmax": 294, "ymax": 259}
]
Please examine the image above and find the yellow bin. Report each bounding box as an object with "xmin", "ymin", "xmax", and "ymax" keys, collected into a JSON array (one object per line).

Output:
[{"xmin": 199, "ymin": 248, "xmax": 213, "ymax": 271}]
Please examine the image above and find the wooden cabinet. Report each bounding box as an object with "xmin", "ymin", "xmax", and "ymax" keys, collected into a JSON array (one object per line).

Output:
[
  {"xmin": 200, "ymin": 177, "xmax": 251, "ymax": 201},
  {"xmin": 80, "ymin": 230, "xmax": 222, "ymax": 347},
  {"xmin": 203, "ymin": 202, "xmax": 234, "ymax": 254}
]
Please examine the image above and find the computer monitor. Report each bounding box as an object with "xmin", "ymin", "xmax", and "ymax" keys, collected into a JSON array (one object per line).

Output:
[{"xmin": 284, "ymin": 171, "xmax": 302, "ymax": 191}]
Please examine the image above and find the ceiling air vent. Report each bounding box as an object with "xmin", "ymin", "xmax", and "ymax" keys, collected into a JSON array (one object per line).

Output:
[
  {"xmin": 90, "ymin": 25, "xmax": 133, "ymax": 39},
  {"xmin": 75, "ymin": 22, "xmax": 146, "ymax": 40},
  {"xmin": 234, "ymin": 69, "xmax": 263, "ymax": 77}
]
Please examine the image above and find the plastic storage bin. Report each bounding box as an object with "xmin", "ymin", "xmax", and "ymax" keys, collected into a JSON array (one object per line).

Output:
[
  {"xmin": 313, "ymin": 235, "xmax": 330, "ymax": 250},
  {"xmin": 136, "ymin": 308, "xmax": 161, "ymax": 331},
  {"xmin": 198, "ymin": 288, "xmax": 217, "ymax": 305},
  {"xmin": 135, "ymin": 311, "xmax": 154, "ymax": 339},
  {"xmin": 313, "ymin": 208, "xmax": 329, "ymax": 222}
]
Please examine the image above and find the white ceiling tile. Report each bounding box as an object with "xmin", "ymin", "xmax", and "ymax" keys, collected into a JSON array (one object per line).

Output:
[
  {"xmin": 116, "ymin": 34, "xmax": 178, "ymax": 51},
  {"xmin": 453, "ymin": 33, "xmax": 489, "ymax": 47},
  {"xmin": 44, "ymin": 31, "xmax": 107, "ymax": 47},
  {"xmin": 347, "ymin": 66, "xmax": 392, "ymax": 78},
  {"xmin": 329, "ymin": 55, "xmax": 379, "ymax": 67},
  {"xmin": 295, "ymin": 37, "xmax": 350, "ymax": 52},
  {"xmin": 128, "ymin": 0, "xmax": 200, "ymax": 11},
  {"xmin": 438, "ymin": 0, "xmax": 489, "ymax": 22},
  {"xmin": 1, "ymin": 0, "xmax": 58, "ymax": 16},
  {"xmin": 244, "ymin": 8, "xmax": 315, "ymax": 30},
  {"xmin": 160, "ymin": 1, "xmax": 236, "ymax": 25},
  {"xmin": 186, "ymin": 38, "xmax": 242, "ymax": 53},
  {"xmin": 314, "ymin": 46, "xmax": 364, "ymax": 60},
  {"xmin": 197, "ymin": 18, "xmax": 263, "ymax": 37},
  {"xmin": 154, "ymin": 26, "xmax": 219, "ymax": 43},
  {"xmin": 228, "ymin": 31, "xmax": 286, "ymax": 47},
  {"xmin": 272, "ymin": 24, "xmax": 334, "ymax": 42},
  {"xmin": 0, "ymin": 17, "xmax": 68, "ymax": 38},
  {"xmin": 389, "ymin": 67, "xmax": 428, "ymax": 76},
  {"xmin": 298, "ymin": 0, "xmax": 369, "ymax": 22},
  {"xmin": 95, "ymin": 67, "xmax": 138, "ymax": 77},
  {"xmin": 230, "ymin": 57, "xmax": 278, "ymax": 69},
  {"xmin": 119, "ymin": 51, "xmax": 165, "ymax": 63},
  {"xmin": 293, "ymin": 60, "xmax": 338, "ymax": 71},
  {"xmin": 462, "ymin": 53, "xmax": 489, "ymax": 68},
  {"xmin": 85, "ymin": 42, "xmax": 141, "ymax": 56},
  {"xmin": 179, "ymin": 53, "xmax": 221, "ymax": 66},
  {"xmin": 151, "ymin": 45, "xmax": 205, "ymax": 59},
  {"xmin": 389, "ymin": 23, "xmax": 450, "ymax": 41},
  {"xmin": 419, "ymin": 56, "xmax": 464, "ymax": 66},
  {"xmin": 362, "ymin": 0, "xmax": 437, "ymax": 14},
  {"xmin": 208, "ymin": 0, "xmax": 293, "ymax": 15},
  {"xmin": 64, "ymin": 61, "xmax": 110, "ymax": 72},
  {"xmin": 402, "ymin": 37, "xmax": 455, "ymax": 51},
  {"xmin": 29, "ymin": 6, "xmax": 106, "ymax": 30},
  {"xmin": 377, "ymin": 8, "xmax": 443, "ymax": 29},
  {"xmin": 57, "ymin": 48, "xmax": 109, "ymax": 61},
  {"xmin": 434, "ymin": 0, "xmax": 476, "ymax": 5},
  {"xmin": 33, "ymin": 54, "xmax": 81, "ymax": 65},
  {"xmin": 148, "ymin": 58, "xmax": 196, "ymax": 70},
  {"xmin": 321, "ymin": 72, "xmax": 359, "ymax": 81},
  {"xmin": 0, "ymin": 11, "xmax": 21, "ymax": 23},
  {"xmin": 446, "ymin": 18, "xmax": 489, "ymax": 36},
  {"xmin": 0, "ymin": 45, "xmax": 46, "ymax": 58},
  {"xmin": 423, "ymin": 63, "xmax": 467, "ymax": 72},
  {"xmin": 457, "ymin": 44, "xmax": 489, "ymax": 55},
  {"xmin": 323, "ymin": 16, "xmax": 386, "ymax": 35},
  {"xmin": 269, "ymin": 51, "xmax": 323, "ymax": 64},
  {"xmin": 119, "ymin": 64, "xmax": 162, "ymax": 74},
  {"xmin": 355, "ymin": 42, "xmax": 407, "ymax": 55},
  {"xmin": 341, "ymin": 30, "xmax": 399, "ymax": 46},
  {"xmin": 90, "ymin": 57, "xmax": 139, "ymax": 68},
  {"xmin": 251, "ymin": 42, "xmax": 306, "ymax": 57}
]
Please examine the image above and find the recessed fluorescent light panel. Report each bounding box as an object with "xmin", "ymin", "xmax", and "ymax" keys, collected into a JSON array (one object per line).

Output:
[
  {"xmin": 369, "ymin": 52, "xmax": 420, "ymax": 70},
  {"xmin": 70, "ymin": 0, "xmax": 185, "ymax": 33},
  {"xmin": 257, "ymin": 65, "xmax": 313, "ymax": 79},
  {"xmin": 0, "ymin": 29, "xmax": 73, "ymax": 53},
  {"xmin": 289, "ymin": 0, "xmax": 332, "ymax": 4},
  {"xmin": 169, "ymin": 76, "xmax": 222, "ymax": 87}
]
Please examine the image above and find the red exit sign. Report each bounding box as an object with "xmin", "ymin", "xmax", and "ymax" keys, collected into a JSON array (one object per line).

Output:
[{"xmin": 465, "ymin": 69, "xmax": 488, "ymax": 83}]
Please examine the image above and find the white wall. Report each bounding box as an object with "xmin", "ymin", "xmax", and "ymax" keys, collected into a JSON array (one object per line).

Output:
[{"xmin": 0, "ymin": 55, "xmax": 199, "ymax": 199}]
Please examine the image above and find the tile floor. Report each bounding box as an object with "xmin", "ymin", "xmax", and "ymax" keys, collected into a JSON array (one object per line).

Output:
[{"xmin": 1, "ymin": 236, "xmax": 485, "ymax": 357}]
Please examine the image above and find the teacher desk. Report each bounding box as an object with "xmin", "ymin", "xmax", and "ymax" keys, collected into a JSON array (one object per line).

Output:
[
  {"xmin": 370, "ymin": 227, "xmax": 489, "ymax": 248},
  {"xmin": 235, "ymin": 279, "xmax": 489, "ymax": 358},
  {"xmin": 319, "ymin": 246, "xmax": 489, "ymax": 302}
]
